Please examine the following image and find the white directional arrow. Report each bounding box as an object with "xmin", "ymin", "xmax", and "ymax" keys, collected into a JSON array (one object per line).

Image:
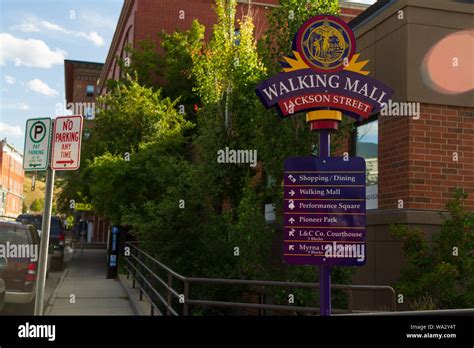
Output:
[
  {"xmin": 289, "ymin": 228, "xmax": 295, "ymax": 237},
  {"xmin": 289, "ymin": 190, "xmax": 295, "ymax": 197},
  {"xmin": 288, "ymin": 174, "xmax": 296, "ymax": 183},
  {"xmin": 289, "ymin": 217, "xmax": 295, "ymax": 224},
  {"xmin": 288, "ymin": 200, "xmax": 295, "ymax": 210},
  {"xmin": 289, "ymin": 245, "xmax": 294, "ymax": 251}
]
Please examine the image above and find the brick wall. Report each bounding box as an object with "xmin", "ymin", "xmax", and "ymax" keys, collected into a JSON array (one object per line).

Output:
[
  {"xmin": 0, "ymin": 144, "xmax": 24, "ymax": 217},
  {"xmin": 101, "ymin": 0, "xmax": 365, "ymax": 92},
  {"xmin": 378, "ymin": 103, "xmax": 474, "ymax": 211}
]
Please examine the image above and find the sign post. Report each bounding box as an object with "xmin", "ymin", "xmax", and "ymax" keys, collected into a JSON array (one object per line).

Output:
[
  {"xmin": 34, "ymin": 166, "xmax": 54, "ymax": 316},
  {"xmin": 26, "ymin": 115, "xmax": 83, "ymax": 315},
  {"xmin": 256, "ymin": 15, "xmax": 394, "ymax": 316}
]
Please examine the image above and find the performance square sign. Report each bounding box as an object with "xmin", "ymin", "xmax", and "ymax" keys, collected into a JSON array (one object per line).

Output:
[
  {"xmin": 284, "ymin": 156, "xmax": 366, "ymax": 266},
  {"xmin": 23, "ymin": 118, "xmax": 52, "ymax": 171},
  {"xmin": 51, "ymin": 115, "xmax": 83, "ymax": 171}
]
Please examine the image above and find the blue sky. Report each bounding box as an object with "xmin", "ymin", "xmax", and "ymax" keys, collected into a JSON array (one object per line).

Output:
[{"xmin": 0, "ymin": 0, "xmax": 123, "ymax": 152}]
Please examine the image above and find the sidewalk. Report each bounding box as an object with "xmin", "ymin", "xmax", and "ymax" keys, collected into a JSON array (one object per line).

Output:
[{"xmin": 45, "ymin": 249, "xmax": 135, "ymax": 315}]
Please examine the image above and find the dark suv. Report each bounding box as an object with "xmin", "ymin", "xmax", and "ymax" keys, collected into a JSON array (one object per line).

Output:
[
  {"xmin": 16, "ymin": 214, "xmax": 65, "ymax": 269},
  {"xmin": 0, "ymin": 221, "xmax": 40, "ymax": 309}
]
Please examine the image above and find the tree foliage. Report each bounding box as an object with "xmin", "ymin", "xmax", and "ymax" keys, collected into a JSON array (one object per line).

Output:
[
  {"xmin": 391, "ymin": 189, "xmax": 474, "ymax": 309},
  {"xmin": 58, "ymin": 0, "xmax": 360, "ymax": 312}
]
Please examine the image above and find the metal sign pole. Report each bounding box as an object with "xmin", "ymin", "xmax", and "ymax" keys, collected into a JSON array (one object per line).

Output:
[
  {"xmin": 34, "ymin": 166, "xmax": 55, "ymax": 315},
  {"xmin": 318, "ymin": 130, "xmax": 331, "ymax": 316}
]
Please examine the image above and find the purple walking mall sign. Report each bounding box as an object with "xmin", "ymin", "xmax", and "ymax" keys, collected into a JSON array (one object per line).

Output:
[{"xmin": 283, "ymin": 157, "xmax": 366, "ymax": 266}]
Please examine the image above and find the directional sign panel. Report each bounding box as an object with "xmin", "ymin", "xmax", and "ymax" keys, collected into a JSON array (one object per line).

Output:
[
  {"xmin": 51, "ymin": 115, "xmax": 83, "ymax": 170},
  {"xmin": 23, "ymin": 118, "xmax": 52, "ymax": 171},
  {"xmin": 283, "ymin": 157, "xmax": 366, "ymax": 266}
]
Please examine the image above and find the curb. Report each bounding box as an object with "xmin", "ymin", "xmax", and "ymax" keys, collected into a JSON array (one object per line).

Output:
[{"xmin": 44, "ymin": 249, "xmax": 75, "ymax": 315}]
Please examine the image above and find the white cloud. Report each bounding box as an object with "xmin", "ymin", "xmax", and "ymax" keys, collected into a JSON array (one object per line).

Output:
[
  {"xmin": 0, "ymin": 102, "xmax": 29, "ymax": 110},
  {"xmin": 77, "ymin": 31, "xmax": 104, "ymax": 47},
  {"xmin": 41, "ymin": 20, "xmax": 68, "ymax": 33},
  {"xmin": 0, "ymin": 33, "xmax": 67, "ymax": 68},
  {"xmin": 5, "ymin": 75, "xmax": 16, "ymax": 85},
  {"xmin": 27, "ymin": 78, "xmax": 58, "ymax": 96},
  {"xmin": 0, "ymin": 122, "xmax": 23, "ymax": 137},
  {"xmin": 9, "ymin": 18, "xmax": 105, "ymax": 47},
  {"xmin": 9, "ymin": 20, "xmax": 41, "ymax": 32}
]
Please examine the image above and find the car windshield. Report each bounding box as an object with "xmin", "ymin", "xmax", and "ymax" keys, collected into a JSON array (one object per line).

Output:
[
  {"xmin": 16, "ymin": 215, "xmax": 42, "ymax": 231},
  {"xmin": 0, "ymin": 226, "xmax": 30, "ymax": 244}
]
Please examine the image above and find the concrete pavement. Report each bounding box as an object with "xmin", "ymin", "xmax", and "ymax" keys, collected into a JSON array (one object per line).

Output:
[{"xmin": 45, "ymin": 249, "xmax": 135, "ymax": 315}]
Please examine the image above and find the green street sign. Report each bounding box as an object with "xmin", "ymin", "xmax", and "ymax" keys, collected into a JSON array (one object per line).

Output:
[{"xmin": 23, "ymin": 118, "xmax": 52, "ymax": 171}]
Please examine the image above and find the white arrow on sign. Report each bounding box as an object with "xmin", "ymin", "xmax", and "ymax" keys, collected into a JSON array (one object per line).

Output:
[
  {"xmin": 289, "ymin": 245, "xmax": 294, "ymax": 251},
  {"xmin": 288, "ymin": 199, "xmax": 295, "ymax": 210},
  {"xmin": 289, "ymin": 228, "xmax": 295, "ymax": 237},
  {"xmin": 288, "ymin": 174, "xmax": 296, "ymax": 183},
  {"xmin": 289, "ymin": 190, "xmax": 295, "ymax": 197},
  {"xmin": 289, "ymin": 217, "xmax": 295, "ymax": 224}
]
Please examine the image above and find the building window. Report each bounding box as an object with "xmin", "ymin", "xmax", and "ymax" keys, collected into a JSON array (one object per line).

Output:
[
  {"xmin": 355, "ymin": 118, "xmax": 378, "ymax": 210},
  {"xmin": 86, "ymin": 85, "xmax": 94, "ymax": 97}
]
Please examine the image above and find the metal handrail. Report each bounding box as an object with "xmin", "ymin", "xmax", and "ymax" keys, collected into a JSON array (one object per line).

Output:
[
  {"xmin": 123, "ymin": 241, "xmax": 397, "ymax": 316},
  {"xmin": 125, "ymin": 254, "xmax": 178, "ymax": 316}
]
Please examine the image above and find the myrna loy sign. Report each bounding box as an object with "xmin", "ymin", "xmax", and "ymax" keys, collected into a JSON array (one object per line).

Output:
[{"xmin": 256, "ymin": 15, "xmax": 394, "ymax": 267}]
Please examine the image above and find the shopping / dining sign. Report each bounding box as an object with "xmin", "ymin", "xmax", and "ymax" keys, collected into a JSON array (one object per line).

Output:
[{"xmin": 51, "ymin": 115, "xmax": 83, "ymax": 170}]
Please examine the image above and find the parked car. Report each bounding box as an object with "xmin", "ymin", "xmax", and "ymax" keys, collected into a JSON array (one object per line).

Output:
[
  {"xmin": 0, "ymin": 221, "xmax": 43, "ymax": 311},
  {"xmin": 16, "ymin": 214, "xmax": 65, "ymax": 269},
  {"xmin": 0, "ymin": 256, "xmax": 7, "ymax": 312}
]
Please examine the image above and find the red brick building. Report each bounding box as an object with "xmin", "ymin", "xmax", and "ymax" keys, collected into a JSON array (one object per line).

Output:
[
  {"xmin": 0, "ymin": 139, "xmax": 25, "ymax": 218},
  {"xmin": 97, "ymin": 0, "xmax": 368, "ymax": 94},
  {"xmin": 345, "ymin": 0, "xmax": 473, "ymax": 309}
]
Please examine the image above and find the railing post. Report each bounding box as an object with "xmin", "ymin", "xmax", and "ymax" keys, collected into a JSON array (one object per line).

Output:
[
  {"xmin": 151, "ymin": 305, "xmax": 154, "ymax": 316},
  {"xmin": 347, "ymin": 288, "xmax": 353, "ymax": 313},
  {"xmin": 390, "ymin": 288, "xmax": 397, "ymax": 312},
  {"xmin": 183, "ymin": 280, "xmax": 189, "ymax": 316},
  {"xmin": 167, "ymin": 273, "xmax": 173, "ymax": 316},
  {"xmin": 139, "ymin": 289, "xmax": 143, "ymax": 301}
]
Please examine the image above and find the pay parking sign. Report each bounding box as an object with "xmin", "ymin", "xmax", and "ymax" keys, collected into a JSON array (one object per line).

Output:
[{"xmin": 23, "ymin": 118, "xmax": 52, "ymax": 171}]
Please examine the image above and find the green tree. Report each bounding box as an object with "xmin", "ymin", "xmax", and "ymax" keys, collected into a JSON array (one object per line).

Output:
[
  {"xmin": 259, "ymin": 0, "xmax": 340, "ymax": 75},
  {"xmin": 391, "ymin": 189, "xmax": 474, "ymax": 309},
  {"xmin": 30, "ymin": 198, "xmax": 44, "ymax": 213}
]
